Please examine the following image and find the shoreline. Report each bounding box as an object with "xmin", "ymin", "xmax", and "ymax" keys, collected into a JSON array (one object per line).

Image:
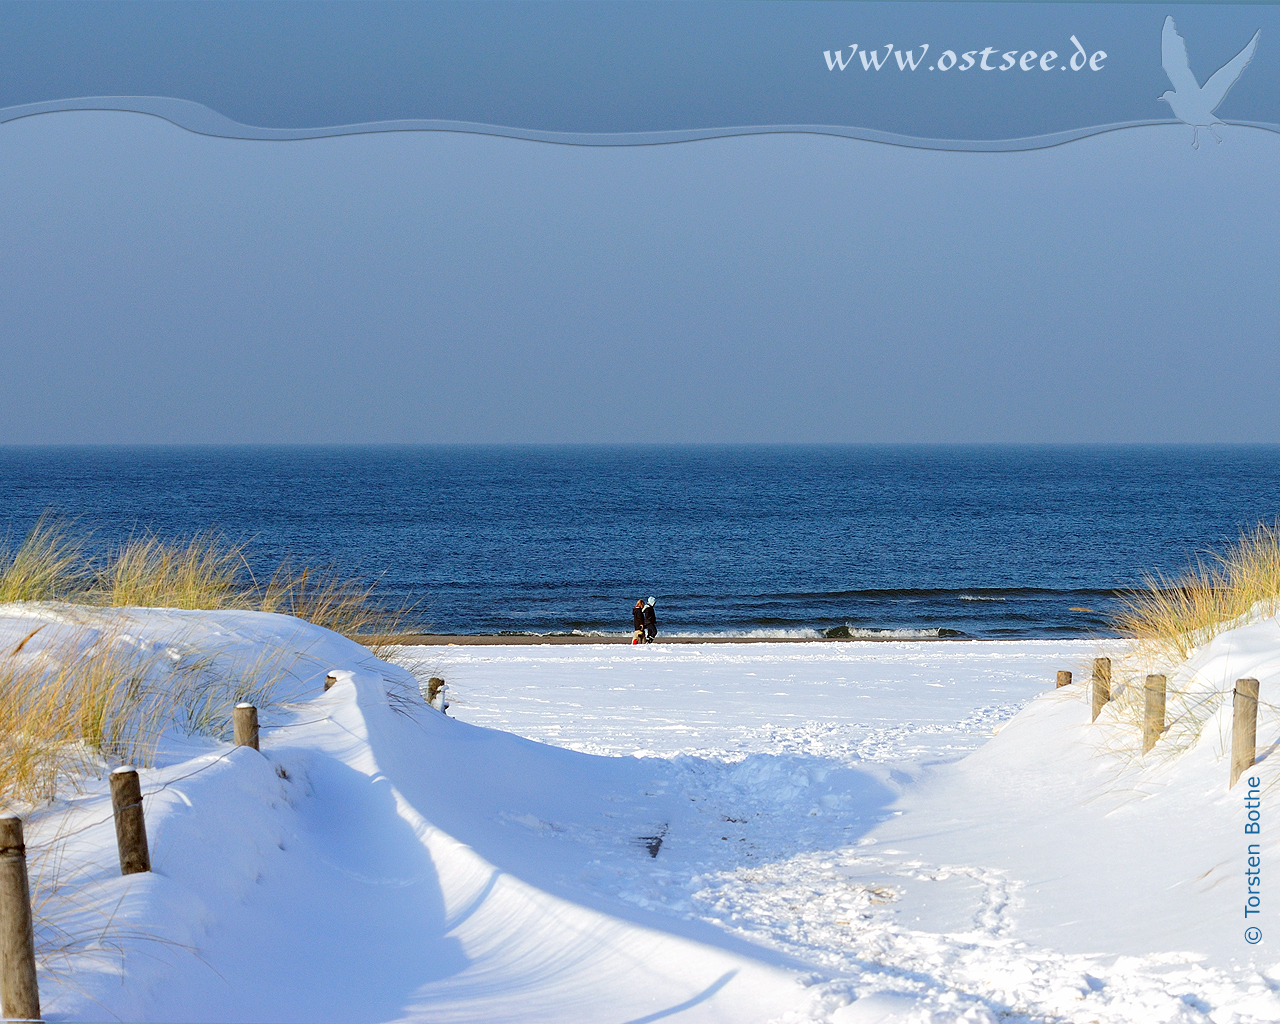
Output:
[{"xmin": 373, "ymin": 633, "xmax": 1093, "ymax": 646}]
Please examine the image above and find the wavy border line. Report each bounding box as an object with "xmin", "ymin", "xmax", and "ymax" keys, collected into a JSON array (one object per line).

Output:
[{"xmin": 3, "ymin": 96, "xmax": 1278, "ymax": 152}]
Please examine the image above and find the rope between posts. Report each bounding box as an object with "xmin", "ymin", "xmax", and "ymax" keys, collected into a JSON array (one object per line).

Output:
[{"xmin": 24, "ymin": 714, "xmax": 333, "ymax": 846}]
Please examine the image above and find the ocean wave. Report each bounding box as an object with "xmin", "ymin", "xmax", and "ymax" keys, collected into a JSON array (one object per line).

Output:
[
  {"xmin": 959, "ymin": 595, "xmax": 1007, "ymax": 602},
  {"xmin": 822, "ymin": 626, "xmax": 965, "ymax": 640},
  {"xmin": 497, "ymin": 629, "xmax": 623, "ymax": 638},
  {"xmin": 667, "ymin": 628, "xmax": 826, "ymax": 639}
]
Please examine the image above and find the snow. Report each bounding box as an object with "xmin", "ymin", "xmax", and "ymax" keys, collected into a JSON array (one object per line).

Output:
[{"xmin": 4, "ymin": 605, "xmax": 1279, "ymax": 1023}]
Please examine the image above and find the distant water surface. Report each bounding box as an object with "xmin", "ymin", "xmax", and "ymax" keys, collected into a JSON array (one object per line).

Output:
[{"xmin": 0, "ymin": 445, "xmax": 1277, "ymax": 639}]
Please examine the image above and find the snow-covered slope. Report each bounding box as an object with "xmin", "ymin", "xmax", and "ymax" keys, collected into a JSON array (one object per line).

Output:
[
  {"xmin": 5, "ymin": 606, "xmax": 1280, "ymax": 1023},
  {"xmin": 4, "ymin": 606, "xmax": 808, "ymax": 1022}
]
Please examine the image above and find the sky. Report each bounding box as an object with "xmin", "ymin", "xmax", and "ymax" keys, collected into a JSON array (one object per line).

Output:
[{"xmin": 0, "ymin": 2, "xmax": 1277, "ymax": 444}]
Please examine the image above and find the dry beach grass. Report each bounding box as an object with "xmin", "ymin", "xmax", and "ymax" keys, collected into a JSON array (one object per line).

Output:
[
  {"xmin": 0, "ymin": 516, "xmax": 412, "ymax": 808},
  {"xmin": 1114, "ymin": 520, "xmax": 1280, "ymax": 660},
  {"xmin": 1097, "ymin": 521, "xmax": 1280, "ymax": 758},
  {"xmin": 0, "ymin": 623, "xmax": 305, "ymax": 810},
  {"xmin": 0, "ymin": 515, "xmax": 409, "ymax": 641}
]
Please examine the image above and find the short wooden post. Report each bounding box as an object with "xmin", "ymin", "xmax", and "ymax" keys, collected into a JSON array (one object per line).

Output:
[
  {"xmin": 1056, "ymin": 670, "xmax": 1072, "ymax": 688},
  {"xmin": 109, "ymin": 768, "xmax": 150, "ymax": 876},
  {"xmin": 0, "ymin": 817, "xmax": 40, "ymax": 1022},
  {"xmin": 324, "ymin": 672, "xmax": 338, "ymax": 692},
  {"xmin": 1231, "ymin": 678, "xmax": 1260, "ymax": 788},
  {"xmin": 1143, "ymin": 674, "xmax": 1166, "ymax": 753},
  {"xmin": 427, "ymin": 678, "xmax": 445, "ymax": 709},
  {"xmin": 233, "ymin": 703, "xmax": 259, "ymax": 751},
  {"xmin": 1091, "ymin": 657, "xmax": 1111, "ymax": 721}
]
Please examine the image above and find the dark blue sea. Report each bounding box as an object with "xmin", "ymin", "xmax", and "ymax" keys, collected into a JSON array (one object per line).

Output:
[{"xmin": 1, "ymin": 445, "xmax": 1278, "ymax": 639}]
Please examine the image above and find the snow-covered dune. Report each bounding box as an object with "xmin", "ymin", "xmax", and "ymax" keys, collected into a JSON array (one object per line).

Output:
[{"xmin": 4, "ymin": 607, "xmax": 1279, "ymax": 1022}]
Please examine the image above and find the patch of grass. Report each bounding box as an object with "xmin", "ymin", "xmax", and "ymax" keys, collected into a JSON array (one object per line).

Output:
[
  {"xmin": 0, "ymin": 624, "xmax": 308, "ymax": 811},
  {"xmin": 1088, "ymin": 522, "xmax": 1280, "ymax": 761},
  {"xmin": 259, "ymin": 563, "xmax": 406, "ymax": 644},
  {"xmin": 95, "ymin": 532, "xmax": 248, "ymax": 610},
  {"xmin": 0, "ymin": 515, "xmax": 88, "ymax": 603},
  {"xmin": 1080, "ymin": 653, "xmax": 1230, "ymax": 768},
  {"xmin": 0, "ymin": 629, "xmax": 177, "ymax": 808},
  {"xmin": 1114, "ymin": 521, "xmax": 1280, "ymax": 660},
  {"xmin": 169, "ymin": 641, "xmax": 305, "ymax": 741},
  {"xmin": 0, "ymin": 514, "xmax": 417, "ymax": 646}
]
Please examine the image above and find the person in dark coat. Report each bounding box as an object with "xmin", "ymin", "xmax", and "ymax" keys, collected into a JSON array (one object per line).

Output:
[
  {"xmin": 643, "ymin": 596, "xmax": 657, "ymax": 642},
  {"xmin": 632, "ymin": 599, "xmax": 646, "ymax": 645}
]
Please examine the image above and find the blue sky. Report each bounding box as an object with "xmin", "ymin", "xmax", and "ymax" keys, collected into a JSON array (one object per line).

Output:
[
  {"xmin": 2, "ymin": 110, "xmax": 1277, "ymax": 444},
  {"xmin": 1, "ymin": 3, "xmax": 1277, "ymax": 444}
]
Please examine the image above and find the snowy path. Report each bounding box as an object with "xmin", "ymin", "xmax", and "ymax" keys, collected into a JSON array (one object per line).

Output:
[
  {"xmin": 393, "ymin": 640, "xmax": 1280, "ymax": 1024},
  {"xmin": 401, "ymin": 640, "xmax": 1104, "ymax": 764}
]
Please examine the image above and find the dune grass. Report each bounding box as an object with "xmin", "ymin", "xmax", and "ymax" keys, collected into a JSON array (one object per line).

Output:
[
  {"xmin": 0, "ymin": 516, "xmax": 413, "ymax": 643},
  {"xmin": 1113, "ymin": 521, "xmax": 1280, "ymax": 660},
  {"xmin": 0, "ymin": 515, "xmax": 417, "ymax": 809},
  {"xmin": 0, "ymin": 516, "xmax": 420, "ymax": 974},
  {"xmin": 1, "ymin": 624, "xmax": 308, "ymax": 992},
  {"xmin": 0, "ymin": 515, "xmax": 87, "ymax": 603},
  {"xmin": 0, "ymin": 631, "xmax": 178, "ymax": 807},
  {"xmin": 96, "ymin": 532, "xmax": 247, "ymax": 610},
  {"xmin": 259, "ymin": 563, "xmax": 404, "ymax": 642},
  {"xmin": 0, "ymin": 624, "xmax": 311, "ymax": 810},
  {"xmin": 1089, "ymin": 522, "xmax": 1280, "ymax": 761}
]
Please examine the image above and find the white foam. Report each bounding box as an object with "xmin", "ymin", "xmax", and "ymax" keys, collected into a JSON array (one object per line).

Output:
[
  {"xmin": 667, "ymin": 627, "xmax": 825, "ymax": 639},
  {"xmin": 841, "ymin": 627, "xmax": 946, "ymax": 639}
]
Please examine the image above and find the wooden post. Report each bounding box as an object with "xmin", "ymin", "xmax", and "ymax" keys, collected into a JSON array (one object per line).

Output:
[
  {"xmin": 1056, "ymin": 670, "xmax": 1072, "ymax": 688},
  {"xmin": 0, "ymin": 817, "xmax": 40, "ymax": 1022},
  {"xmin": 427, "ymin": 678, "xmax": 445, "ymax": 709},
  {"xmin": 1091, "ymin": 657, "xmax": 1111, "ymax": 721},
  {"xmin": 1143, "ymin": 674, "xmax": 1166, "ymax": 753},
  {"xmin": 324, "ymin": 672, "xmax": 337, "ymax": 692},
  {"xmin": 109, "ymin": 768, "xmax": 150, "ymax": 876},
  {"xmin": 1232, "ymin": 678, "xmax": 1260, "ymax": 788},
  {"xmin": 233, "ymin": 703, "xmax": 259, "ymax": 751}
]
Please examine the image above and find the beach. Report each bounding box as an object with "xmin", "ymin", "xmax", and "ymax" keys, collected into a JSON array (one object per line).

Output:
[
  {"xmin": 3, "ymin": 449, "xmax": 1279, "ymax": 1022},
  {"xmin": 13, "ymin": 607, "xmax": 1277, "ymax": 1023},
  {"xmin": 379, "ymin": 632, "xmax": 977, "ymax": 645}
]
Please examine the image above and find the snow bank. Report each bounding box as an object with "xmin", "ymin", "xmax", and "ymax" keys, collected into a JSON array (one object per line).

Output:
[
  {"xmin": 6, "ymin": 607, "xmax": 1280, "ymax": 1023},
  {"xmin": 2, "ymin": 607, "xmax": 808, "ymax": 1022}
]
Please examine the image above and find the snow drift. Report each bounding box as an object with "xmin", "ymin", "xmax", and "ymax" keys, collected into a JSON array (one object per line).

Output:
[{"xmin": 2, "ymin": 605, "xmax": 1279, "ymax": 1023}]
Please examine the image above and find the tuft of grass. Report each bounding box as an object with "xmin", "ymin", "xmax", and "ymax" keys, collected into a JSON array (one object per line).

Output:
[
  {"xmin": 95, "ymin": 532, "xmax": 248, "ymax": 610},
  {"xmin": 169, "ymin": 641, "xmax": 304, "ymax": 741},
  {"xmin": 1113, "ymin": 521, "xmax": 1280, "ymax": 660},
  {"xmin": 262, "ymin": 565, "xmax": 380, "ymax": 633},
  {"xmin": 0, "ymin": 631, "xmax": 175, "ymax": 808},
  {"xmin": 1079, "ymin": 653, "xmax": 1230, "ymax": 768},
  {"xmin": 259, "ymin": 563, "xmax": 416, "ymax": 656},
  {"xmin": 0, "ymin": 515, "xmax": 88, "ymax": 604},
  {"xmin": 0, "ymin": 513, "xmax": 417, "ymax": 646},
  {"xmin": 1088, "ymin": 522, "xmax": 1280, "ymax": 761},
  {"xmin": 0, "ymin": 625, "xmax": 307, "ymax": 811}
]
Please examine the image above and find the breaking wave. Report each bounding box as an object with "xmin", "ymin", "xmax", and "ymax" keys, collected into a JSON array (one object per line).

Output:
[
  {"xmin": 822, "ymin": 626, "xmax": 965, "ymax": 640},
  {"xmin": 667, "ymin": 628, "xmax": 826, "ymax": 639}
]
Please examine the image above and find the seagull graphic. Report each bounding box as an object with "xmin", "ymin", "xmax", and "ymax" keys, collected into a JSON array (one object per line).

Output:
[{"xmin": 1159, "ymin": 15, "xmax": 1260, "ymax": 149}]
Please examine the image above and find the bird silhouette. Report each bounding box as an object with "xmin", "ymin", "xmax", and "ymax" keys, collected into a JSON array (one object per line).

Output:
[{"xmin": 1159, "ymin": 16, "xmax": 1260, "ymax": 149}]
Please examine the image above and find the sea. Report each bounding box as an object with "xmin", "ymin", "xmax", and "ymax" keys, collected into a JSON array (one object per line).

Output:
[{"xmin": 1, "ymin": 445, "xmax": 1278, "ymax": 640}]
